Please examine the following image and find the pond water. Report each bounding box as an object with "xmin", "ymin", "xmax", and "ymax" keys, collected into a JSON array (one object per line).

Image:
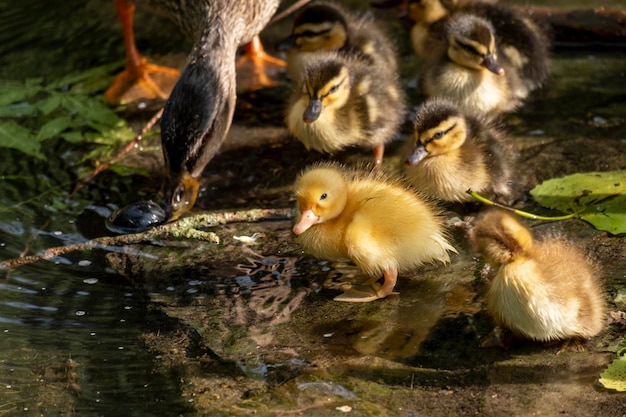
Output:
[{"xmin": 1, "ymin": 0, "xmax": 625, "ymax": 416}]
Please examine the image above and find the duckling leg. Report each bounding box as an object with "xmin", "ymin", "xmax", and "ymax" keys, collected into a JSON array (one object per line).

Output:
[
  {"xmin": 236, "ymin": 35, "xmax": 286, "ymax": 92},
  {"xmin": 372, "ymin": 143, "xmax": 385, "ymax": 170},
  {"xmin": 105, "ymin": 0, "xmax": 181, "ymax": 105},
  {"xmin": 334, "ymin": 268, "xmax": 399, "ymax": 302}
]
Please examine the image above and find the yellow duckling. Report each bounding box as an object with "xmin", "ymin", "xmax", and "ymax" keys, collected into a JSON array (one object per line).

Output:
[
  {"xmin": 409, "ymin": 0, "xmax": 549, "ymax": 92},
  {"xmin": 420, "ymin": 13, "xmax": 527, "ymax": 115},
  {"xmin": 470, "ymin": 209, "xmax": 606, "ymax": 347},
  {"xmin": 293, "ymin": 162, "xmax": 456, "ymax": 302},
  {"xmin": 404, "ymin": 98, "xmax": 521, "ymax": 205},
  {"xmin": 286, "ymin": 51, "xmax": 406, "ymax": 168},
  {"xmin": 283, "ymin": 1, "xmax": 399, "ymax": 84}
]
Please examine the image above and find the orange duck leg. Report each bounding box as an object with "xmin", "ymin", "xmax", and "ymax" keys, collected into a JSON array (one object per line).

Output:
[
  {"xmin": 105, "ymin": 0, "xmax": 181, "ymax": 105},
  {"xmin": 235, "ymin": 34, "xmax": 286, "ymax": 92}
]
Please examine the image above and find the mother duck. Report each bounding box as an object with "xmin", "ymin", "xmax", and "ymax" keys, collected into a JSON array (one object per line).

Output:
[{"xmin": 108, "ymin": 0, "xmax": 282, "ymax": 221}]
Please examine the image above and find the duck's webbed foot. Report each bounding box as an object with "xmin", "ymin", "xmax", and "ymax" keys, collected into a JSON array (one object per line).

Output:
[
  {"xmin": 105, "ymin": 0, "xmax": 180, "ymax": 105},
  {"xmin": 334, "ymin": 269, "xmax": 398, "ymax": 302},
  {"xmin": 236, "ymin": 35, "xmax": 286, "ymax": 92}
]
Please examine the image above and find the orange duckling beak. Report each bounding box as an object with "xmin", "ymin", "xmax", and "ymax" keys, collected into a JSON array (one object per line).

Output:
[{"xmin": 293, "ymin": 208, "xmax": 319, "ymax": 235}]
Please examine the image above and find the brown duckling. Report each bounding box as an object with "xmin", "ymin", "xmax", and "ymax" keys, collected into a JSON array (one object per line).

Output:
[
  {"xmin": 420, "ymin": 13, "xmax": 528, "ymax": 115},
  {"xmin": 286, "ymin": 51, "xmax": 406, "ymax": 168},
  {"xmin": 470, "ymin": 209, "xmax": 606, "ymax": 347},
  {"xmin": 293, "ymin": 162, "xmax": 456, "ymax": 302},
  {"xmin": 283, "ymin": 1, "xmax": 399, "ymax": 83},
  {"xmin": 409, "ymin": 0, "xmax": 549, "ymax": 92},
  {"xmin": 404, "ymin": 98, "xmax": 520, "ymax": 205}
]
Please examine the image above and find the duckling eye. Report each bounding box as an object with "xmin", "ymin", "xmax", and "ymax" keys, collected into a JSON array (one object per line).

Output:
[
  {"xmin": 319, "ymin": 193, "xmax": 328, "ymax": 201},
  {"xmin": 328, "ymin": 84, "xmax": 340, "ymax": 94},
  {"xmin": 459, "ymin": 42, "xmax": 478, "ymax": 55},
  {"xmin": 433, "ymin": 131, "xmax": 445, "ymax": 140}
]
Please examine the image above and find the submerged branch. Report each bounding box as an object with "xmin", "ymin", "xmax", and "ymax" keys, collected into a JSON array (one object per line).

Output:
[{"xmin": 1, "ymin": 207, "xmax": 293, "ymax": 270}]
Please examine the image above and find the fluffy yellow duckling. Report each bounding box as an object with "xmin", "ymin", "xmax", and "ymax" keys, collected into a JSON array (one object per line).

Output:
[
  {"xmin": 409, "ymin": 0, "xmax": 549, "ymax": 92},
  {"xmin": 286, "ymin": 51, "xmax": 406, "ymax": 168},
  {"xmin": 404, "ymin": 98, "xmax": 520, "ymax": 205},
  {"xmin": 470, "ymin": 209, "xmax": 606, "ymax": 347},
  {"xmin": 283, "ymin": 1, "xmax": 399, "ymax": 84},
  {"xmin": 293, "ymin": 162, "xmax": 456, "ymax": 302},
  {"xmin": 420, "ymin": 13, "xmax": 527, "ymax": 115}
]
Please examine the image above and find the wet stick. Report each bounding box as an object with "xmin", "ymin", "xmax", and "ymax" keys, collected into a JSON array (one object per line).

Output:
[{"xmin": 0, "ymin": 208, "xmax": 292, "ymax": 270}]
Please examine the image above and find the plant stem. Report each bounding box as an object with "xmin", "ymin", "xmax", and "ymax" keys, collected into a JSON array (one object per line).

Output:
[{"xmin": 466, "ymin": 190, "xmax": 578, "ymax": 221}]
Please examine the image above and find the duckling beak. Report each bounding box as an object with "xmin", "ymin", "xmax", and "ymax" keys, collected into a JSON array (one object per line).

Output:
[
  {"xmin": 481, "ymin": 55, "xmax": 505, "ymax": 76},
  {"xmin": 303, "ymin": 98, "xmax": 322, "ymax": 124},
  {"xmin": 405, "ymin": 144, "xmax": 428, "ymax": 166},
  {"xmin": 293, "ymin": 208, "xmax": 319, "ymax": 235},
  {"xmin": 164, "ymin": 172, "xmax": 200, "ymax": 221}
]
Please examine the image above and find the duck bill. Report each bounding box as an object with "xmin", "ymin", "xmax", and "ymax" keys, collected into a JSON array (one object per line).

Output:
[
  {"xmin": 303, "ymin": 99, "xmax": 322, "ymax": 124},
  {"xmin": 293, "ymin": 208, "xmax": 319, "ymax": 235},
  {"xmin": 481, "ymin": 55, "xmax": 505, "ymax": 75},
  {"xmin": 405, "ymin": 144, "xmax": 429, "ymax": 166},
  {"xmin": 164, "ymin": 172, "xmax": 200, "ymax": 221}
]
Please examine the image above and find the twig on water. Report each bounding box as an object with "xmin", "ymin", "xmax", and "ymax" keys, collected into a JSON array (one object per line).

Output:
[{"xmin": 1, "ymin": 208, "xmax": 292, "ymax": 271}]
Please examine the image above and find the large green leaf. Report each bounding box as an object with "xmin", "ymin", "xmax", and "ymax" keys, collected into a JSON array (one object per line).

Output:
[
  {"xmin": 0, "ymin": 120, "xmax": 44, "ymax": 159},
  {"xmin": 0, "ymin": 81, "xmax": 42, "ymax": 106},
  {"xmin": 599, "ymin": 352, "xmax": 626, "ymax": 392},
  {"xmin": 529, "ymin": 171, "xmax": 626, "ymax": 234}
]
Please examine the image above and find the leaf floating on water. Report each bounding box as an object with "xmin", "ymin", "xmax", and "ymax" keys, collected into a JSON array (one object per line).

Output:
[
  {"xmin": 529, "ymin": 171, "xmax": 626, "ymax": 234},
  {"xmin": 598, "ymin": 352, "xmax": 626, "ymax": 392}
]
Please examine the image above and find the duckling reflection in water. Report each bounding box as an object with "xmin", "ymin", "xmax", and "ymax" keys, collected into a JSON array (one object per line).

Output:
[
  {"xmin": 470, "ymin": 209, "xmax": 606, "ymax": 350},
  {"xmin": 286, "ymin": 51, "xmax": 406, "ymax": 168},
  {"xmin": 420, "ymin": 13, "xmax": 529, "ymax": 115},
  {"xmin": 292, "ymin": 162, "xmax": 456, "ymax": 302},
  {"xmin": 404, "ymin": 98, "xmax": 521, "ymax": 206},
  {"xmin": 282, "ymin": 0, "xmax": 400, "ymax": 84}
]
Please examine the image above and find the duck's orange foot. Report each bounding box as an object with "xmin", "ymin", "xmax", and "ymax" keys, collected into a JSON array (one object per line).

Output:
[
  {"xmin": 236, "ymin": 35, "xmax": 286, "ymax": 93},
  {"xmin": 334, "ymin": 282, "xmax": 399, "ymax": 303},
  {"xmin": 104, "ymin": 58, "xmax": 180, "ymax": 105}
]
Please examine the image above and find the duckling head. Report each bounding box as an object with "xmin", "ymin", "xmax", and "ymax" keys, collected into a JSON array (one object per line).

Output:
[
  {"xmin": 408, "ymin": 0, "xmax": 456, "ymax": 25},
  {"xmin": 299, "ymin": 56, "xmax": 352, "ymax": 124},
  {"xmin": 293, "ymin": 164, "xmax": 348, "ymax": 235},
  {"xmin": 283, "ymin": 3, "xmax": 348, "ymax": 53},
  {"xmin": 405, "ymin": 99, "xmax": 467, "ymax": 166},
  {"xmin": 470, "ymin": 209, "xmax": 534, "ymax": 267},
  {"xmin": 446, "ymin": 14, "xmax": 504, "ymax": 75}
]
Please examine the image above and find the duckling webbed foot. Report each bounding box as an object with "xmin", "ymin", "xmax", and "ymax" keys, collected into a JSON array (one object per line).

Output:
[{"xmin": 334, "ymin": 269, "xmax": 399, "ymax": 302}]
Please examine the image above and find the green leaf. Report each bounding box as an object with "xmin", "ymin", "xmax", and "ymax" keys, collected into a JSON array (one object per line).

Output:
[
  {"xmin": 34, "ymin": 94, "xmax": 63, "ymax": 115},
  {"xmin": 0, "ymin": 102, "xmax": 38, "ymax": 118},
  {"xmin": 35, "ymin": 116, "xmax": 75, "ymax": 142},
  {"xmin": 0, "ymin": 82, "xmax": 42, "ymax": 106},
  {"xmin": 530, "ymin": 171, "xmax": 626, "ymax": 234},
  {"xmin": 49, "ymin": 61, "xmax": 122, "ymax": 91},
  {"xmin": 60, "ymin": 94, "xmax": 121, "ymax": 125},
  {"xmin": 599, "ymin": 354, "xmax": 626, "ymax": 392},
  {"xmin": 0, "ymin": 120, "xmax": 44, "ymax": 159}
]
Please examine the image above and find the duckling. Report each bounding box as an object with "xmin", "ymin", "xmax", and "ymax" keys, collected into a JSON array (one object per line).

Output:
[
  {"xmin": 404, "ymin": 98, "xmax": 520, "ymax": 205},
  {"xmin": 409, "ymin": 0, "xmax": 549, "ymax": 92},
  {"xmin": 470, "ymin": 209, "xmax": 606, "ymax": 348},
  {"xmin": 420, "ymin": 13, "xmax": 527, "ymax": 115},
  {"xmin": 283, "ymin": 1, "xmax": 399, "ymax": 83},
  {"xmin": 286, "ymin": 51, "xmax": 406, "ymax": 168},
  {"xmin": 293, "ymin": 162, "xmax": 456, "ymax": 302}
]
